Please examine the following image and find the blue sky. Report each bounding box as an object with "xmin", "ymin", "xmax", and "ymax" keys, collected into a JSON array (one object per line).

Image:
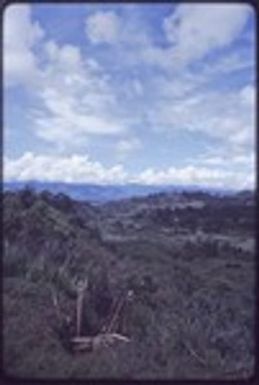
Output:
[{"xmin": 3, "ymin": 3, "xmax": 256, "ymax": 188}]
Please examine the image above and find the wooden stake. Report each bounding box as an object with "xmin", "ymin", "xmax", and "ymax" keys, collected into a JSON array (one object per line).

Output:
[
  {"xmin": 107, "ymin": 294, "xmax": 125, "ymax": 333},
  {"xmin": 76, "ymin": 279, "xmax": 88, "ymax": 337}
]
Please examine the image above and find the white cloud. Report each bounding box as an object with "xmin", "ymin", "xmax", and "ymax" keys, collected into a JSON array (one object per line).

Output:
[
  {"xmin": 116, "ymin": 137, "xmax": 142, "ymax": 159},
  {"xmin": 149, "ymin": 84, "xmax": 255, "ymax": 152},
  {"xmin": 85, "ymin": 11, "xmax": 120, "ymax": 44},
  {"xmin": 34, "ymin": 86, "xmax": 125, "ymax": 142},
  {"xmin": 201, "ymin": 51, "xmax": 254, "ymax": 77},
  {"xmin": 85, "ymin": 9, "xmax": 150, "ymax": 49},
  {"xmin": 4, "ymin": 152, "xmax": 128, "ymax": 184},
  {"xmin": 136, "ymin": 165, "xmax": 254, "ymax": 190},
  {"xmin": 4, "ymin": 152, "xmax": 255, "ymax": 190},
  {"xmin": 196, "ymin": 153, "xmax": 255, "ymax": 169},
  {"xmin": 30, "ymin": 41, "xmax": 128, "ymax": 146},
  {"xmin": 4, "ymin": 6, "xmax": 128, "ymax": 146},
  {"xmin": 4, "ymin": 4, "xmax": 44, "ymax": 87},
  {"xmin": 44, "ymin": 41, "xmax": 82, "ymax": 70},
  {"xmin": 240, "ymin": 84, "xmax": 255, "ymax": 106},
  {"xmin": 132, "ymin": 79, "xmax": 144, "ymax": 96},
  {"xmin": 134, "ymin": 4, "xmax": 252, "ymax": 72},
  {"xmin": 3, "ymin": 4, "xmax": 255, "ymax": 192},
  {"xmin": 163, "ymin": 4, "xmax": 251, "ymax": 66}
]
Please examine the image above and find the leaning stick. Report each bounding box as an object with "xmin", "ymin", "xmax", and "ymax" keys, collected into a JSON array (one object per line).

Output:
[
  {"xmin": 101, "ymin": 297, "xmax": 117, "ymax": 332},
  {"xmin": 50, "ymin": 285, "xmax": 62, "ymax": 321},
  {"xmin": 107, "ymin": 295, "xmax": 126, "ymax": 333},
  {"xmin": 111, "ymin": 333, "xmax": 130, "ymax": 342},
  {"xmin": 72, "ymin": 333, "xmax": 130, "ymax": 344},
  {"xmin": 184, "ymin": 341, "xmax": 207, "ymax": 366}
]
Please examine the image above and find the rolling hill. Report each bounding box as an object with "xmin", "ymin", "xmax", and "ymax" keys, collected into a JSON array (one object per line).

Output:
[{"xmin": 3, "ymin": 187, "xmax": 255, "ymax": 379}]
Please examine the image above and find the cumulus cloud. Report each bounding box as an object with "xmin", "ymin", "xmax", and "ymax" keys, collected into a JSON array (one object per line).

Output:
[
  {"xmin": 133, "ymin": 4, "xmax": 253, "ymax": 73},
  {"xmin": 163, "ymin": 3, "xmax": 251, "ymax": 66},
  {"xmin": 4, "ymin": 4, "xmax": 44, "ymax": 87},
  {"xmin": 85, "ymin": 11, "xmax": 120, "ymax": 44},
  {"xmin": 135, "ymin": 165, "xmax": 254, "ymax": 190},
  {"xmin": 85, "ymin": 9, "xmax": 150, "ymax": 48},
  {"xmin": 4, "ymin": 152, "xmax": 255, "ymax": 190},
  {"xmin": 4, "ymin": 152, "xmax": 128, "ymax": 184}
]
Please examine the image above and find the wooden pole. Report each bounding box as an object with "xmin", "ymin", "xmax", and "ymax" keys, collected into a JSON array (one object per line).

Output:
[
  {"xmin": 76, "ymin": 279, "xmax": 88, "ymax": 337},
  {"xmin": 107, "ymin": 294, "xmax": 126, "ymax": 333}
]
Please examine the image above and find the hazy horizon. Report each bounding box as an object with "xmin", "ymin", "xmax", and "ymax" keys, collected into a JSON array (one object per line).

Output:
[{"xmin": 4, "ymin": 179, "xmax": 253, "ymax": 193}]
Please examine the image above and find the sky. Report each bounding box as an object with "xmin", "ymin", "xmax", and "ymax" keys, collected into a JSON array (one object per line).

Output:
[{"xmin": 3, "ymin": 2, "xmax": 256, "ymax": 189}]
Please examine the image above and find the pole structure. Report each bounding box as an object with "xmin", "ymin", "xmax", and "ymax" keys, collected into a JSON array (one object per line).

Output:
[{"xmin": 76, "ymin": 279, "xmax": 88, "ymax": 337}]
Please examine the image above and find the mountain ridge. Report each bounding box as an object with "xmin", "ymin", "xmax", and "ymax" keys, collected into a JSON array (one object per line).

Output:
[{"xmin": 3, "ymin": 180, "xmax": 238, "ymax": 203}]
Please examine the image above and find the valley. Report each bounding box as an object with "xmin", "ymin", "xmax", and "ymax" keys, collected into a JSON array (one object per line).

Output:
[{"xmin": 3, "ymin": 187, "xmax": 255, "ymax": 379}]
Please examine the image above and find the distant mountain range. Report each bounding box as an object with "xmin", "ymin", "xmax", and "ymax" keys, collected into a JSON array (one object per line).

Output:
[{"xmin": 3, "ymin": 180, "xmax": 237, "ymax": 203}]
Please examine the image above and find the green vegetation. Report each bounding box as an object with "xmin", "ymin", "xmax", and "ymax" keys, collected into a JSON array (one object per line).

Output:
[{"xmin": 3, "ymin": 187, "xmax": 255, "ymax": 379}]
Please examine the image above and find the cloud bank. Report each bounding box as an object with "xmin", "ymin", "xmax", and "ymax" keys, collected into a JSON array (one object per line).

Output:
[{"xmin": 4, "ymin": 153, "xmax": 254, "ymax": 189}]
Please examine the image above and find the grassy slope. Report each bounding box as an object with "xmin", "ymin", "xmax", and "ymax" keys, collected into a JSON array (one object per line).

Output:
[{"xmin": 3, "ymin": 188, "xmax": 255, "ymax": 379}]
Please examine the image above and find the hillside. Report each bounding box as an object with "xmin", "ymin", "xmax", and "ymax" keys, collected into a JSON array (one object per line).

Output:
[{"xmin": 3, "ymin": 187, "xmax": 255, "ymax": 379}]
